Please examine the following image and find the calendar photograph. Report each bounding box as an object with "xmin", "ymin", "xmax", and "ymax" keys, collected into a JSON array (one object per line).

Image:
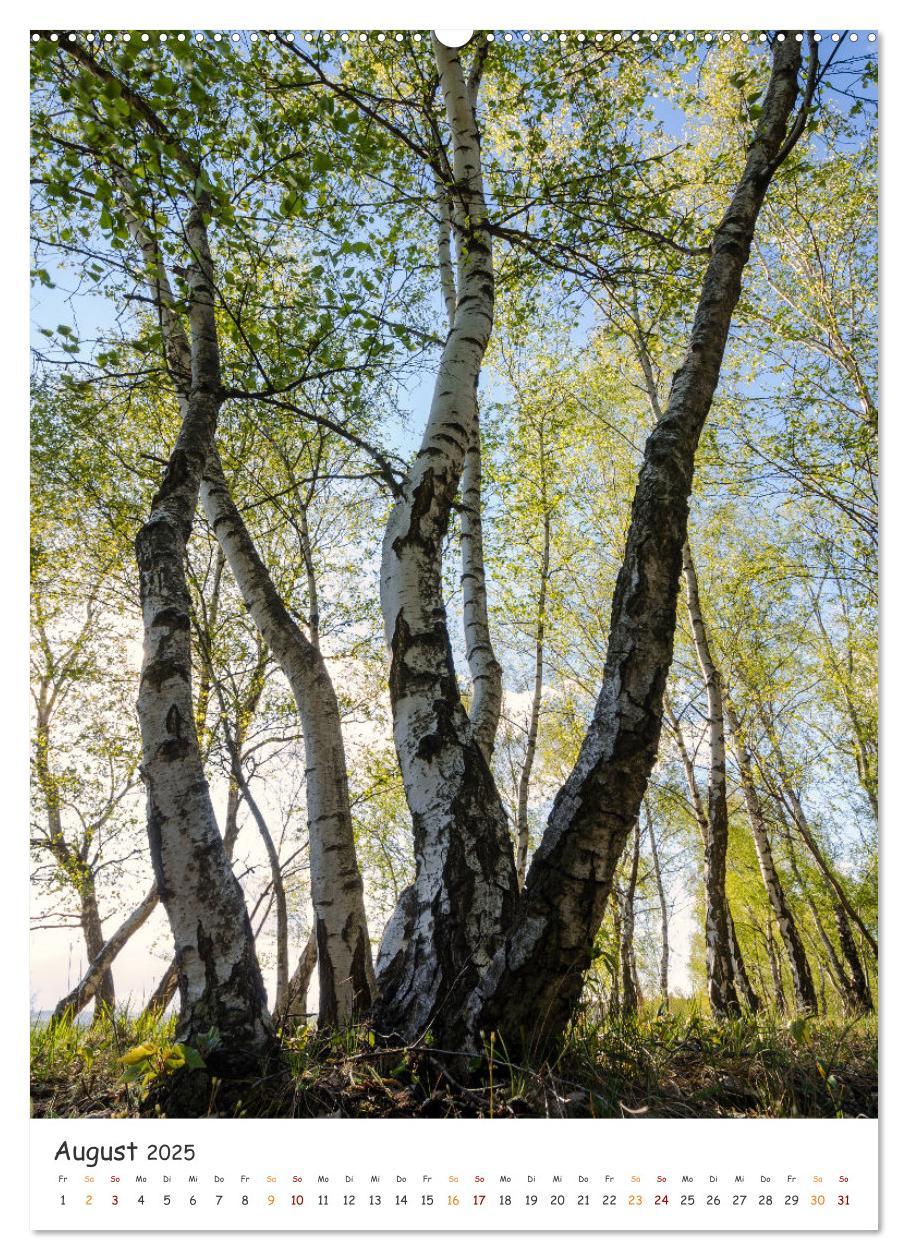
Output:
[{"xmin": 29, "ymin": 22, "xmax": 878, "ymax": 1151}]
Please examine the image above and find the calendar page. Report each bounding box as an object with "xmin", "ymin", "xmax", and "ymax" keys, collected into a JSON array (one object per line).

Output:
[{"xmin": 27, "ymin": 13, "xmax": 879, "ymax": 1239}]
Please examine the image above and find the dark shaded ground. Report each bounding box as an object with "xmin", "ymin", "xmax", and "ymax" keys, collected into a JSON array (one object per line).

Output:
[{"xmin": 31, "ymin": 1005, "xmax": 877, "ymax": 1119}]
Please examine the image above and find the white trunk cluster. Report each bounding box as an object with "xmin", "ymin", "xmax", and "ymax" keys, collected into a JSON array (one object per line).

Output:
[
  {"xmin": 133, "ymin": 200, "xmax": 274, "ymax": 1067},
  {"xmin": 374, "ymin": 39, "xmax": 517, "ymax": 1045},
  {"xmin": 127, "ymin": 175, "xmax": 375, "ymax": 1030}
]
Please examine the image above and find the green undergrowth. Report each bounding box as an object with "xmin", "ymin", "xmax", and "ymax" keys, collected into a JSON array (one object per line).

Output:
[{"xmin": 31, "ymin": 1002, "xmax": 877, "ymax": 1120}]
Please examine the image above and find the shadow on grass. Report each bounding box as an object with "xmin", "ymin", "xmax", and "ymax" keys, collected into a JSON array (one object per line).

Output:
[{"xmin": 30, "ymin": 1000, "xmax": 877, "ymax": 1120}]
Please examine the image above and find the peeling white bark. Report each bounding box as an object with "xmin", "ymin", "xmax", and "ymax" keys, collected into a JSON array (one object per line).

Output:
[
  {"xmin": 375, "ymin": 39, "xmax": 517, "ymax": 1046},
  {"xmin": 435, "ymin": 161, "xmax": 502, "ymax": 763}
]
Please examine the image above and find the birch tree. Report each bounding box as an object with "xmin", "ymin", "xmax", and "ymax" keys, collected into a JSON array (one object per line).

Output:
[
  {"xmin": 373, "ymin": 38, "xmax": 518, "ymax": 1047},
  {"xmin": 30, "ymin": 31, "xmax": 875, "ymax": 1081},
  {"xmin": 469, "ymin": 31, "xmax": 813, "ymax": 1052}
]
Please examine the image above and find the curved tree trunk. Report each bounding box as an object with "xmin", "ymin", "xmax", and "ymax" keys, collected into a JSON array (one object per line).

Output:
[
  {"xmin": 468, "ymin": 34, "xmax": 807, "ymax": 1054},
  {"xmin": 57, "ymin": 41, "xmax": 278, "ymax": 1071},
  {"xmin": 374, "ymin": 39, "xmax": 518, "ymax": 1049},
  {"xmin": 200, "ymin": 452, "xmax": 375, "ymax": 1027},
  {"xmin": 133, "ymin": 200, "xmax": 273, "ymax": 1071},
  {"xmin": 435, "ymin": 135, "xmax": 502, "ymax": 765},
  {"xmin": 725, "ymin": 689, "xmax": 817, "ymax": 1012},
  {"xmin": 123, "ymin": 160, "xmax": 374, "ymax": 1031},
  {"xmin": 461, "ymin": 439, "xmax": 503, "ymax": 762}
]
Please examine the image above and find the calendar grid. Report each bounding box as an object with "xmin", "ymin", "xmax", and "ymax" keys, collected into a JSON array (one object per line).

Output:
[{"xmin": 31, "ymin": 1118, "xmax": 878, "ymax": 1231}]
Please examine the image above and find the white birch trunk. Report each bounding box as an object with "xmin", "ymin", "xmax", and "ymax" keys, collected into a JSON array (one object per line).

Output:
[
  {"xmin": 200, "ymin": 453, "xmax": 375, "ymax": 1026},
  {"xmin": 374, "ymin": 39, "xmax": 517, "ymax": 1047},
  {"xmin": 468, "ymin": 35, "xmax": 806, "ymax": 1052},
  {"xmin": 436, "ymin": 163, "xmax": 502, "ymax": 763},
  {"xmin": 460, "ymin": 439, "xmax": 503, "ymax": 761},
  {"xmin": 134, "ymin": 204, "xmax": 274, "ymax": 1069},
  {"xmin": 126, "ymin": 184, "xmax": 374, "ymax": 1030}
]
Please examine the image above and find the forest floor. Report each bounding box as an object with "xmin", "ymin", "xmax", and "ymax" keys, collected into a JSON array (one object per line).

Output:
[{"xmin": 31, "ymin": 1004, "xmax": 877, "ymax": 1120}]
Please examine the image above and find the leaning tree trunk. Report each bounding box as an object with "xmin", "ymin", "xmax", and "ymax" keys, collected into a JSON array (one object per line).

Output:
[
  {"xmin": 274, "ymin": 928, "xmax": 318, "ymax": 1029},
  {"xmin": 758, "ymin": 732, "xmax": 878, "ymax": 959},
  {"xmin": 834, "ymin": 903, "xmax": 874, "ymax": 1014},
  {"xmin": 784, "ymin": 830, "xmax": 857, "ymax": 1004},
  {"xmin": 373, "ymin": 38, "xmax": 518, "ymax": 1049},
  {"xmin": 468, "ymin": 33, "xmax": 808, "ymax": 1054},
  {"xmin": 200, "ymin": 452, "xmax": 375, "ymax": 1027},
  {"xmin": 53, "ymin": 884, "xmax": 159, "ymax": 1023},
  {"xmin": 134, "ymin": 202, "xmax": 273, "ymax": 1071},
  {"xmin": 682, "ymin": 541, "xmax": 740, "ymax": 1017},
  {"xmin": 145, "ymin": 959, "xmax": 179, "ymax": 1018},
  {"xmin": 725, "ymin": 689, "xmax": 817, "ymax": 1012},
  {"xmin": 765, "ymin": 922, "xmax": 787, "ymax": 1013},
  {"xmin": 666, "ymin": 700, "xmax": 710, "ymax": 839},
  {"xmin": 125, "ymin": 170, "xmax": 375, "ymax": 1030}
]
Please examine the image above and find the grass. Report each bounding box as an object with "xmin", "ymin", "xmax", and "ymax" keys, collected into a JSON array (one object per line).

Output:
[{"xmin": 30, "ymin": 1001, "xmax": 877, "ymax": 1120}]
